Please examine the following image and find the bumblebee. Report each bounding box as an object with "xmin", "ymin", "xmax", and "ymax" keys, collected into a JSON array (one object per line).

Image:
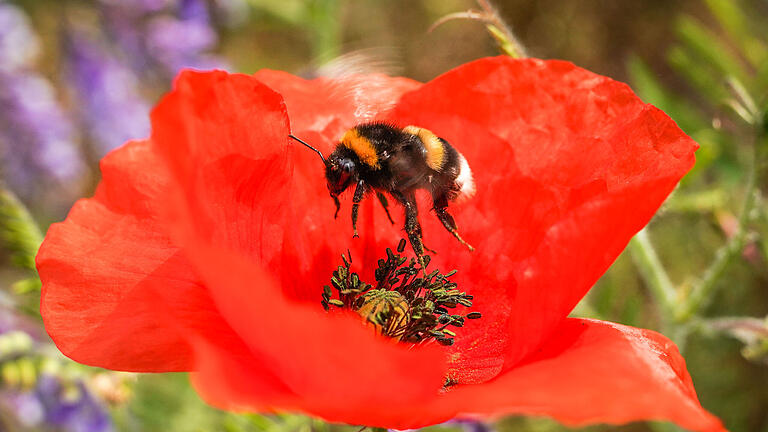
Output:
[{"xmin": 290, "ymin": 122, "xmax": 475, "ymax": 259}]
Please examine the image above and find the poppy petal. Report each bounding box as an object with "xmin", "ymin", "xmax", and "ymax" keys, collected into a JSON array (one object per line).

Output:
[
  {"xmin": 192, "ymin": 317, "xmax": 723, "ymax": 432},
  {"xmin": 183, "ymin": 243, "xmax": 449, "ymax": 424},
  {"xmin": 149, "ymin": 70, "xmax": 449, "ymax": 415},
  {"xmin": 437, "ymin": 319, "xmax": 724, "ymax": 432},
  {"xmin": 37, "ymin": 140, "xmax": 233, "ymax": 371},
  {"xmin": 391, "ymin": 57, "xmax": 697, "ymax": 380}
]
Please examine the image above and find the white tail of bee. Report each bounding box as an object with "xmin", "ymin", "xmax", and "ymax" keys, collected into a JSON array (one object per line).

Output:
[{"xmin": 455, "ymin": 153, "xmax": 475, "ymax": 203}]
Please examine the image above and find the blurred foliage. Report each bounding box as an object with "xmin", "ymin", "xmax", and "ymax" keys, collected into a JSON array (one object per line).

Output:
[
  {"xmin": 0, "ymin": 187, "xmax": 41, "ymax": 271},
  {"xmin": 1, "ymin": 0, "xmax": 768, "ymax": 431},
  {"xmin": 582, "ymin": 0, "xmax": 768, "ymax": 431}
]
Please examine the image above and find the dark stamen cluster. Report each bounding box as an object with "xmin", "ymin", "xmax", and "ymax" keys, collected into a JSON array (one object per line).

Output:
[{"xmin": 321, "ymin": 239, "xmax": 481, "ymax": 346}]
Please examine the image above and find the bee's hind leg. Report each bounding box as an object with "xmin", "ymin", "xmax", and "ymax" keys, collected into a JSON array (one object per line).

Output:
[
  {"xmin": 393, "ymin": 192, "xmax": 431, "ymax": 271},
  {"xmin": 433, "ymin": 195, "xmax": 475, "ymax": 251}
]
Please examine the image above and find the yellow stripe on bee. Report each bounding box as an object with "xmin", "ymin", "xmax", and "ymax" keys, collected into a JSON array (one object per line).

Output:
[
  {"xmin": 341, "ymin": 129, "xmax": 380, "ymax": 169},
  {"xmin": 403, "ymin": 125, "xmax": 444, "ymax": 171}
]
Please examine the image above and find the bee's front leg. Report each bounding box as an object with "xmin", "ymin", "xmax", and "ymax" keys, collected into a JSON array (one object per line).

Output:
[
  {"xmin": 330, "ymin": 194, "xmax": 340, "ymax": 218},
  {"xmin": 376, "ymin": 192, "xmax": 396, "ymax": 225},
  {"xmin": 351, "ymin": 180, "xmax": 367, "ymax": 238}
]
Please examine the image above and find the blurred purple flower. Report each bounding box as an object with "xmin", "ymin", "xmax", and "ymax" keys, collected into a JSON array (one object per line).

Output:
[
  {"xmin": 388, "ymin": 420, "xmax": 493, "ymax": 432},
  {"xmin": 1, "ymin": 376, "xmax": 114, "ymax": 432},
  {"xmin": 35, "ymin": 375, "xmax": 114, "ymax": 432},
  {"xmin": 0, "ymin": 3, "xmax": 40, "ymax": 72},
  {"xmin": 453, "ymin": 420, "xmax": 494, "ymax": 432},
  {"xmin": 0, "ymin": 3, "xmax": 83, "ymax": 195},
  {"xmin": 146, "ymin": 0, "xmax": 227, "ymax": 73},
  {"xmin": 0, "ymin": 73, "xmax": 83, "ymax": 187},
  {"xmin": 64, "ymin": 0, "xmax": 226, "ymax": 157},
  {"xmin": 0, "ymin": 309, "xmax": 113, "ymax": 432},
  {"xmin": 2, "ymin": 391, "xmax": 46, "ymax": 427},
  {"xmin": 101, "ymin": 0, "xmax": 227, "ymax": 78},
  {"xmin": 65, "ymin": 29, "xmax": 151, "ymax": 155}
]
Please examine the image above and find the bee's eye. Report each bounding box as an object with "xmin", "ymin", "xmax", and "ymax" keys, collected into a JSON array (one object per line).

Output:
[{"xmin": 341, "ymin": 160, "xmax": 354, "ymax": 172}]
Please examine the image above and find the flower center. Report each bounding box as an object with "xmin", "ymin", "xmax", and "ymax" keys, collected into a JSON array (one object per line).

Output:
[{"xmin": 321, "ymin": 239, "xmax": 481, "ymax": 345}]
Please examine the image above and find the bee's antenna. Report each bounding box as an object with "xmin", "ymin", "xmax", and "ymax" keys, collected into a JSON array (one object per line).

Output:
[{"xmin": 289, "ymin": 134, "xmax": 326, "ymax": 163}]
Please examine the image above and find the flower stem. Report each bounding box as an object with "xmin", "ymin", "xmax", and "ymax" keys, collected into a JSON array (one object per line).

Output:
[
  {"xmin": 628, "ymin": 228, "xmax": 678, "ymax": 320},
  {"xmin": 680, "ymin": 122, "xmax": 765, "ymax": 320},
  {"xmin": 476, "ymin": 0, "xmax": 527, "ymax": 58}
]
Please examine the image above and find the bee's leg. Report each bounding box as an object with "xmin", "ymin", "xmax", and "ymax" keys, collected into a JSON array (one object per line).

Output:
[
  {"xmin": 376, "ymin": 192, "xmax": 396, "ymax": 225},
  {"xmin": 433, "ymin": 194, "xmax": 475, "ymax": 251},
  {"xmin": 351, "ymin": 180, "xmax": 367, "ymax": 238},
  {"xmin": 393, "ymin": 192, "xmax": 429, "ymax": 271},
  {"xmin": 330, "ymin": 194, "xmax": 340, "ymax": 219}
]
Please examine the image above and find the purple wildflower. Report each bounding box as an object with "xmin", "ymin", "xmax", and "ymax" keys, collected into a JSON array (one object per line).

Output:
[
  {"xmin": 99, "ymin": 0, "xmax": 227, "ymax": 78},
  {"xmin": 388, "ymin": 420, "xmax": 493, "ymax": 432},
  {"xmin": 64, "ymin": 29, "xmax": 151, "ymax": 155},
  {"xmin": 453, "ymin": 420, "xmax": 495, "ymax": 432},
  {"xmin": 64, "ymin": 0, "xmax": 226, "ymax": 157},
  {"xmin": 0, "ymin": 376, "xmax": 114, "ymax": 432},
  {"xmin": 35, "ymin": 375, "xmax": 114, "ymax": 432},
  {"xmin": 145, "ymin": 0, "xmax": 226, "ymax": 73},
  {"xmin": 1, "ymin": 391, "xmax": 46, "ymax": 428},
  {"xmin": 0, "ymin": 3, "xmax": 83, "ymax": 196},
  {"xmin": 0, "ymin": 73, "xmax": 83, "ymax": 187},
  {"xmin": 0, "ymin": 309, "xmax": 114, "ymax": 432},
  {"xmin": 0, "ymin": 3, "xmax": 40, "ymax": 72}
]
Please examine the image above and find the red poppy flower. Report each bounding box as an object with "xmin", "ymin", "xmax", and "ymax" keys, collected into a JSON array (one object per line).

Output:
[{"xmin": 37, "ymin": 57, "xmax": 724, "ymax": 431}]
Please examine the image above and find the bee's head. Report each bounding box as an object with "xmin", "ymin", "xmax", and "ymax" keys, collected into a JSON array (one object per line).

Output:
[
  {"xmin": 287, "ymin": 133, "xmax": 353, "ymax": 217},
  {"xmin": 325, "ymin": 154, "xmax": 356, "ymax": 196}
]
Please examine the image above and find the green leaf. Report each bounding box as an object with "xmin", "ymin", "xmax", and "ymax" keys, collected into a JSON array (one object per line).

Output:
[
  {"xmin": 667, "ymin": 45, "xmax": 728, "ymax": 106},
  {"xmin": 0, "ymin": 186, "xmax": 43, "ymax": 271},
  {"xmin": 12, "ymin": 277, "xmax": 42, "ymax": 294},
  {"xmin": 704, "ymin": 0, "xmax": 768, "ymax": 69},
  {"xmin": 675, "ymin": 16, "xmax": 750, "ymax": 85}
]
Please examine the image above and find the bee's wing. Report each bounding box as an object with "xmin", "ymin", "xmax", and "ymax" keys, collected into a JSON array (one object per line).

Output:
[
  {"xmin": 313, "ymin": 48, "xmax": 407, "ymax": 124},
  {"xmin": 315, "ymin": 47, "xmax": 403, "ymax": 79},
  {"xmin": 263, "ymin": 48, "xmax": 417, "ymax": 147}
]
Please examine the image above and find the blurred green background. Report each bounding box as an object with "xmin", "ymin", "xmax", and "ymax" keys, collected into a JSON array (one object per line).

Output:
[{"xmin": 1, "ymin": 0, "xmax": 767, "ymax": 431}]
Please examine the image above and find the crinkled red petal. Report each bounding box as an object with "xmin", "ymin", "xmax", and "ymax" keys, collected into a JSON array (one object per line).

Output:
[
  {"xmin": 184, "ymin": 240, "xmax": 448, "ymax": 421},
  {"xmin": 390, "ymin": 57, "xmax": 698, "ymax": 383},
  {"xmin": 190, "ymin": 318, "xmax": 723, "ymax": 432},
  {"xmin": 434, "ymin": 319, "xmax": 724, "ymax": 432},
  {"xmin": 149, "ymin": 70, "xmax": 448, "ymax": 409},
  {"xmin": 37, "ymin": 140, "xmax": 234, "ymax": 371}
]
